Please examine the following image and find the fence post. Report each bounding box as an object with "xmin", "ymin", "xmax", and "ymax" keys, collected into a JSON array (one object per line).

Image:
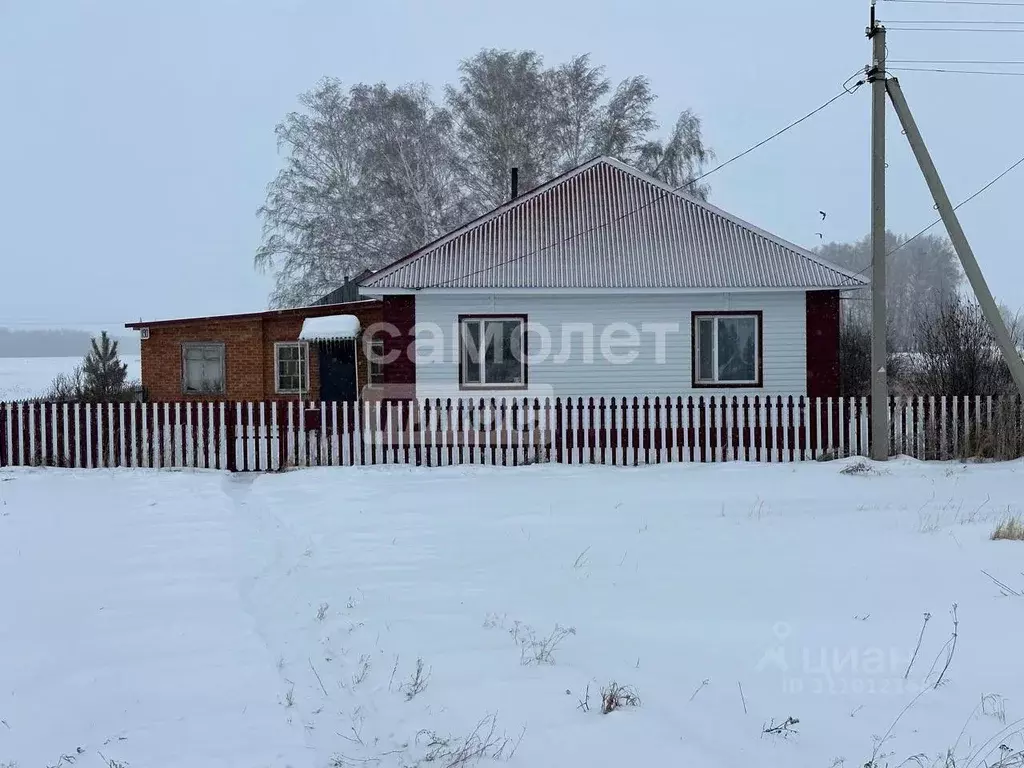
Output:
[{"xmin": 225, "ymin": 403, "xmax": 238, "ymax": 472}]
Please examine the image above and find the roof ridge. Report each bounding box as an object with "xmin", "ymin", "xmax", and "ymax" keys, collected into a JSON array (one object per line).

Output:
[
  {"xmin": 360, "ymin": 156, "xmax": 868, "ymax": 291},
  {"xmin": 594, "ymin": 157, "xmax": 867, "ymax": 284},
  {"xmin": 360, "ymin": 156, "xmax": 609, "ymax": 288}
]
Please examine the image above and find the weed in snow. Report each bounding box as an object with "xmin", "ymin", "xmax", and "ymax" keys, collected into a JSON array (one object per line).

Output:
[
  {"xmin": 924, "ymin": 603, "xmax": 959, "ymax": 690},
  {"xmin": 689, "ymin": 678, "xmax": 710, "ymax": 702},
  {"xmin": 572, "ymin": 546, "xmax": 591, "ymax": 570},
  {"xmin": 982, "ymin": 693, "xmax": 1008, "ymax": 725},
  {"xmin": 982, "ymin": 569, "xmax": 1023, "ymax": 597},
  {"xmin": 516, "ymin": 623, "xmax": 576, "ymax": 666},
  {"xmin": 576, "ymin": 682, "xmax": 591, "ymax": 713},
  {"xmin": 316, "ymin": 602, "xmax": 329, "ymax": 622},
  {"xmin": 904, "ymin": 612, "xmax": 932, "ymax": 680},
  {"xmin": 351, "ymin": 654, "xmax": 371, "ymax": 686},
  {"xmin": 402, "ymin": 657, "xmax": 431, "ymax": 701},
  {"xmin": 992, "ymin": 514, "xmax": 1024, "ymax": 541},
  {"xmin": 600, "ymin": 682, "xmax": 641, "ymax": 714},
  {"xmin": 866, "ymin": 695, "xmax": 1024, "ymax": 768},
  {"xmin": 416, "ymin": 713, "xmax": 524, "ymax": 765},
  {"xmin": 283, "ymin": 687, "xmax": 295, "ymax": 708},
  {"xmin": 482, "ymin": 612, "xmax": 506, "ymax": 630},
  {"xmin": 840, "ymin": 459, "xmax": 887, "ymax": 476},
  {"xmin": 484, "ymin": 616, "xmax": 576, "ymax": 665},
  {"xmin": 761, "ymin": 716, "xmax": 799, "ymax": 739}
]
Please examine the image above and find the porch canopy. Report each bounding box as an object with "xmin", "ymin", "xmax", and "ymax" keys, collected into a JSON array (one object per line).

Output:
[{"xmin": 298, "ymin": 314, "xmax": 361, "ymax": 342}]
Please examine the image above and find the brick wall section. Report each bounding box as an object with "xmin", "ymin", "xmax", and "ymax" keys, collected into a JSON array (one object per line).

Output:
[
  {"xmin": 805, "ymin": 290, "xmax": 840, "ymax": 398},
  {"xmin": 381, "ymin": 295, "xmax": 416, "ymax": 400},
  {"xmin": 132, "ymin": 301, "xmax": 381, "ymax": 402}
]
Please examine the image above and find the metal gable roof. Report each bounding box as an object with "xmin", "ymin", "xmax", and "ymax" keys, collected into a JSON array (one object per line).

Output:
[{"xmin": 360, "ymin": 156, "xmax": 868, "ymax": 292}]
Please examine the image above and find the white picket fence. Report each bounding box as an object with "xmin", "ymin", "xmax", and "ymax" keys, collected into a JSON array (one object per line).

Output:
[{"xmin": 1, "ymin": 395, "xmax": 1021, "ymax": 471}]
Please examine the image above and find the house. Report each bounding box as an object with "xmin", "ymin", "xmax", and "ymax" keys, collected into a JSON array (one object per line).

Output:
[
  {"xmin": 124, "ymin": 298, "xmax": 382, "ymax": 402},
  {"xmin": 359, "ymin": 156, "xmax": 867, "ymax": 401},
  {"xmin": 125, "ymin": 156, "xmax": 865, "ymax": 406}
]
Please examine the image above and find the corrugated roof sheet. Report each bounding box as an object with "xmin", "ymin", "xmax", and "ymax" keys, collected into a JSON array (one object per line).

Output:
[{"xmin": 361, "ymin": 156, "xmax": 868, "ymax": 291}]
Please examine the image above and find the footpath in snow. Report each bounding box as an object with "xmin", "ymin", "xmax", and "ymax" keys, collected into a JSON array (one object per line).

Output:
[{"xmin": 1, "ymin": 458, "xmax": 1023, "ymax": 767}]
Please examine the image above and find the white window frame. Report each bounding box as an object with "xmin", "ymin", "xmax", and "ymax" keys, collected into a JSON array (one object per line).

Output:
[
  {"xmin": 693, "ymin": 313, "xmax": 762, "ymax": 387},
  {"xmin": 459, "ymin": 316, "xmax": 527, "ymax": 389},
  {"xmin": 181, "ymin": 342, "xmax": 226, "ymax": 395},
  {"xmin": 366, "ymin": 337, "xmax": 384, "ymax": 387},
  {"xmin": 274, "ymin": 341, "xmax": 309, "ymax": 394}
]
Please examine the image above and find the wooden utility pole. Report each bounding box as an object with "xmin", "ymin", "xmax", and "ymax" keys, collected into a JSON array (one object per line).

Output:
[
  {"xmin": 886, "ymin": 79, "xmax": 1024, "ymax": 397},
  {"xmin": 867, "ymin": 5, "xmax": 889, "ymax": 461}
]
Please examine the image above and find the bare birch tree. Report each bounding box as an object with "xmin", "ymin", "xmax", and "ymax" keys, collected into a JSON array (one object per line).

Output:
[
  {"xmin": 257, "ymin": 51, "xmax": 713, "ymax": 306},
  {"xmin": 256, "ymin": 80, "xmax": 464, "ymax": 307}
]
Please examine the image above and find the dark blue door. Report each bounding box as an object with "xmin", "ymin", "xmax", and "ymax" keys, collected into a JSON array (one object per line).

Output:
[{"xmin": 318, "ymin": 341, "xmax": 357, "ymax": 402}]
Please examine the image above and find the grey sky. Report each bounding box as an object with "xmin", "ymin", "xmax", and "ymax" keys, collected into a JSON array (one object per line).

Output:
[{"xmin": 2, "ymin": 0, "xmax": 1022, "ymax": 334}]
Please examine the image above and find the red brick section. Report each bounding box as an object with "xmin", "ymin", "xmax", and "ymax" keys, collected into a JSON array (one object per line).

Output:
[
  {"xmin": 805, "ymin": 290, "xmax": 840, "ymax": 398},
  {"xmin": 127, "ymin": 301, "xmax": 382, "ymax": 402},
  {"xmin": 381, "ymin": 295, "xmax": 416, "ymax": 400}
]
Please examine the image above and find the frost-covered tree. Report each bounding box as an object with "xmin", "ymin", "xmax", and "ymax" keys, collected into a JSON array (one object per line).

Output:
[
  {"xmin": 258, "ymin": 50, "xmax": 713, "ymax": 307},
  {"xmin": 256, "ymin": 80, "xmax": 466, "ymax": 307},
  {"xmin": 448, "ymin": 50, "xmax": 714, "ymax": 207},
  {"xmin": 446, "ymin": 50, "xmax": 559, "ymax": 209},
  {"xmin": 82, "ymin": 331, "xmax": 128, "ymax": 400},
  {"xmin": 819, "ymin": 231, "xmax": 963, "ymax": 351}
]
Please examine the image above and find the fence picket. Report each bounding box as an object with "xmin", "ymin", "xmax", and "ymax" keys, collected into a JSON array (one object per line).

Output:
[{"xmin": 3, "ymin": 394, "xmax": 1021, "ymax": 470}]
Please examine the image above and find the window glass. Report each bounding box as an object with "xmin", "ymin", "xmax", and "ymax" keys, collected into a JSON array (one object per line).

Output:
[{"xmin": 717, "ymin": 317, "xmax": 757, "ymax": 382}]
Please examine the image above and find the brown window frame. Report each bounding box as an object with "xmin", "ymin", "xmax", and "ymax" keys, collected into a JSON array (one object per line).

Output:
[
  {"xmin": 181, "ymin": 342, "xmax": 226, "ymax": 395},
  {"xmin": 457, "ymin": 314, "xmax": 529, "ymax": 391},
  {"xmin": 691, "ymin": 311, "xmax": 764, "ymax": 389}
]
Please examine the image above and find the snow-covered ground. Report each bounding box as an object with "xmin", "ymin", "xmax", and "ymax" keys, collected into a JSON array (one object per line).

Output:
[
  {"xmin": 0, "ymin": 356, "xmax": 142, "ymax": 401},
  {"xmin": 1, "ymin": 459, "xmax": 1023, "ymax": 767}
]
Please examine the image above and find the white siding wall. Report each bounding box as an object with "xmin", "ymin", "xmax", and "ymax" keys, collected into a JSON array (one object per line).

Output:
[{"xmin": 413, "ymin": 292, "xmax": 807, "ymax": 399}]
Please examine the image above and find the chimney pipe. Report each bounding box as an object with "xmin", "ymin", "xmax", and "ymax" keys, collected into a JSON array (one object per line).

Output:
[{"xmin": 510, "ymin": 167, "xmax": 519, "ymax": 200}]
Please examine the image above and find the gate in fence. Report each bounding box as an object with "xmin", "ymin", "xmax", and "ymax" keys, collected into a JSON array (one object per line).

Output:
[{"xmin": 0, "ymin": 395, "xmax": 1021, "ymax": 471}]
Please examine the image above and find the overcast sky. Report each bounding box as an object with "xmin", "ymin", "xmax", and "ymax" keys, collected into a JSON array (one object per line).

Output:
[{"xmin": 2, "ymin": 0, "xmax": 1023, "ymax": 332}]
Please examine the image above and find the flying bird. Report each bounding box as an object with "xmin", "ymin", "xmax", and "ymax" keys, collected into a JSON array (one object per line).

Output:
[
  {"xmin": 819, "ymin": 210, "xmax": 827, "ymax": 220},
  {"xmin": 816, "ymin": 232, "xmax": 823, "ymax": 240}
]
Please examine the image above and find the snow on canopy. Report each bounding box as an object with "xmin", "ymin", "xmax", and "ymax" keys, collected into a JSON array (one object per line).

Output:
[{"xmin": 299, "ymin": 315, "xmax": 361, "ymax": 341}]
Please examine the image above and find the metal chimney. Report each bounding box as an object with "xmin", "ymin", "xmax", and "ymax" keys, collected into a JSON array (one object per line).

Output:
[{"xmin": 510, "ymin": 167, "xmax": 519, "ymax": 200}]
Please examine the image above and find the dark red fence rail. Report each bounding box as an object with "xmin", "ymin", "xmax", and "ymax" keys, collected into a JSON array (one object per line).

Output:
[{"xmin": 0, "ymin": 395, "xmax": 1020, "ymax": 471}]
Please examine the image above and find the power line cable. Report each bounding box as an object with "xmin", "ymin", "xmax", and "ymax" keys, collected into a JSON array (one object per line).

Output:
[
  {"xmin": 884, "ymin": 25, "xmax": 1024, "ymax": 30},
  {"xmin": 889, "ymin": 58, "xmax": 1024, "ymax": 63},
  {"xmin": 851, "ymin": 150, "xmax": 1024, "ymax": 277},
  {"xmin": 418, "ymin": 84, "xmax": 864, "ymax": 290},
  {"xmin": 882, "ymin": 18, "xmax": 1024, "ymax": 22},
  {"xmin": 881, "ymin": 0, "xmax": 1024, "ymax": 6},
  {"xmin": 890, "ymin": 65, "xmax": 1024, "ymax": 74}
]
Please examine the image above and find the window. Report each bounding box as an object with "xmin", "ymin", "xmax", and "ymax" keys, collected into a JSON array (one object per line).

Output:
[
  {"xmin": 182, "ymin": 343, "xmax": 225, "ymax": 394},
  {"xmin": 693, "ymin": 313, "xmax": 761, "ymax": 387},
  {"xmin": 367, "ymin": 337, "xmax": 384, "ymax": 387},
  {"xmin": 459, "ymin": 316, "xmax": 526, "ymax": 388},
  {"xmin": 275, "ymin": 342, "xmax": 308, "ymax": 394}
]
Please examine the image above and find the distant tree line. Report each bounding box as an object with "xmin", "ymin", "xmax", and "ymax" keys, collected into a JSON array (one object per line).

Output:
[
  {"xmin": 0, "ymin": 328, "xmax": 140, "ymax": 358},
  {"xmin": 828, "ymin": 231, "xmax": 1023, "ymax": 397}
]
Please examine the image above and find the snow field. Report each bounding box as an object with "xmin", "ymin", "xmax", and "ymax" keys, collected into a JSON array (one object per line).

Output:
[
  {"xmin": 0, "ymin": 356, "xmax": 142, "ymax": 402},
  {"xmin": 1, "ymin": 459, "xmax": 1023, "ymax": 767}
]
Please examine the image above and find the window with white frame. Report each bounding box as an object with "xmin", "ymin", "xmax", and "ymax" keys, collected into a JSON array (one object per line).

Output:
[
  {"xmin": 182, "ymin": 343, "xmax": 225, "ymax": 394},
  {"xmin": 275, "ymin": 342, "xmax": 308, "ymax": 394},
  {"xmin": 693, "ymin": 313, "xmax": 761, "ymax": 386},
  {"xmin": 459, "ymin": 316, "xmax": 526, "ymax": 388},
  {"xmin": 367, "ymin": 337, "xmax": 384, "ymax": 386}
]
